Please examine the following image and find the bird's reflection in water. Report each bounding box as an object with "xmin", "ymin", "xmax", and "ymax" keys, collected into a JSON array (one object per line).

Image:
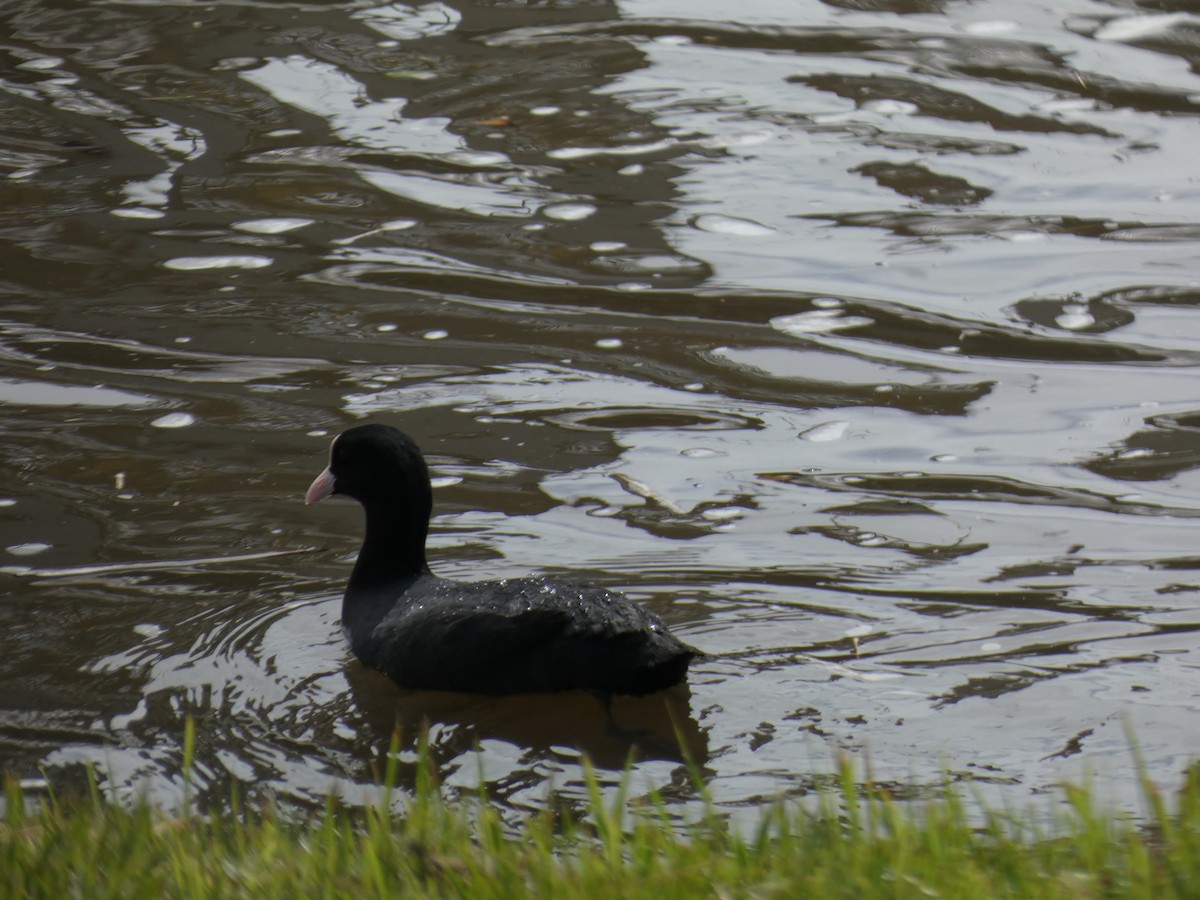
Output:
[{"xmin": 344, "ymin": 662, "xmax": 708, "ymax": 777}]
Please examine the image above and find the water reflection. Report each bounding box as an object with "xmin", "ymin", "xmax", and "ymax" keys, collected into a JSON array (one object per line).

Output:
[
  {"xmin": 346, "ymin": 666, "xmax": 706, "ymax": 773},
  {"xmin": 1, "ymin": 0, "xmax": 1200, "ymax": 822}
]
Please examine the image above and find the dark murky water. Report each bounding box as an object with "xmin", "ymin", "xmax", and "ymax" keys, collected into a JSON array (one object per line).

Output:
[{"xmin": 2, "ymin": 0, "xmax": 1199, "ymax": 821}]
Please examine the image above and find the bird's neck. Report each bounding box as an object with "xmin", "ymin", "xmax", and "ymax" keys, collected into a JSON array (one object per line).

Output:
[{"xmin": 347, "ymin": 496, "xmax": 432, "ymax": 595}]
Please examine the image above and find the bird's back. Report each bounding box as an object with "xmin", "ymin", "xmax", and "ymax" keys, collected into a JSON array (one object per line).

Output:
[{"xmin": 345, "ymin": 574, "xmax": 696, "ymax": 695}]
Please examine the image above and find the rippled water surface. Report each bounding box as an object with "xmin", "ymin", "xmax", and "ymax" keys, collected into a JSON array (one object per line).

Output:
[{"xmin": 2, "ymin": 0, "xmax": 1199, "ymax": 820}]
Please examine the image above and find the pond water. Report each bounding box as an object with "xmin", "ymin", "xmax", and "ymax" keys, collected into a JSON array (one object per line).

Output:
[{"xmin": 1, "ymin": 0, "xmax": 1199, "ymax": 822}]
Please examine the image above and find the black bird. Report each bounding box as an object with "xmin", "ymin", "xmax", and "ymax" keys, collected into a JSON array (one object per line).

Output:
[{"xmin": 306, "ymin": 424, "xmax": 699, "ymax": 695}]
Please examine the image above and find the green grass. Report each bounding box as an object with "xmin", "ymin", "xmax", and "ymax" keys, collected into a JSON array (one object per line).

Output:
[{"xmin": 2, "ymin": 738, "xmax": 1198, "ymax": 899}]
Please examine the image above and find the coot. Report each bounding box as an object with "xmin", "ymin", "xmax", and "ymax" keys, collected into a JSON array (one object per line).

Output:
[{"xmin": 306, "ymin": 424, "xmax": 698, "ymax": 695}]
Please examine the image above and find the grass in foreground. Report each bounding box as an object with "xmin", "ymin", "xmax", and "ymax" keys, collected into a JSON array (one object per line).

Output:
[{"xmin": 2, "ymin": 749, "xmax": 1198, "ymax": 899}]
